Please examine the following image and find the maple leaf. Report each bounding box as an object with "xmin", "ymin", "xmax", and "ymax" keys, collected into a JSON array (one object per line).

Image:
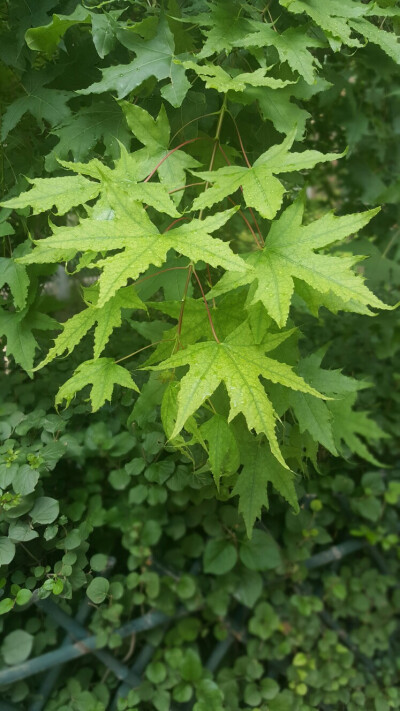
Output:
[
  {"xmin": 235, "ymin": 23, "xmax": 323, "ymax": 85},
  {"xmin": 210, "ymin": 197, "xmax": 390, "ymax": 327},
  {"xmin": 25, "ymin": 5, "xmax": 91, "ymax": 55},
  {"xmin": 1, "ymin": 69, "xmax": 73, "ymax": 141},
  {"xmin": 55, "ymin": 358, "xmax": 138, "ymax": 411},
  {"xmin": 232, "ymin": 441, "xmax": 299, "ymax": 536},
  {"xmin": 149, "ymin": 323, "xmax": 325, "ymax": 467},
  {"xmin": 0, "ymin": 257, "xmax": 29, "ymax": 310},
  {"xmin": 79, "ymin": 15, "xmax": 189, "ymax": 107},
  {"xmin": 119, "ymin": 102, "xmax": 200, "ymax": 194},
  {"xmin": 192, "ymin": 129, "xmax": 342, "ymax": 219},
  {"xmin": 279, "ymin": 0, "xmax": 400, "ymax": 63},
  {"xmin": 4, "ymin": 144, "xmax": 180, "ymax": 219},
  {"xmin": 19, "ymin": 209, "xmax": 247, "ymax": 308},
  {"xmin": 279, "ymin": 0, "xmax": 364, "ymax": 47},
  {"xmin": 35, "ymin": 286, "xmax": 145, "ymax": 370},
  {"xmin": 0, "ymin": 308, "xmax": 59, "ymax": 372},
  {"xmin": 200, "ymin": 415, "xmax": 240, "ymax": 487},
  {"xmin": 1, "ymin": 175, "xmax": 101, "ymax": 216},
  {"xmin": 146, "ymin": 294, "xmax": 293, "ymax": 367},
  {"xmin": 272, "ymin": 350, "xmax": 362, "ymax": 455},
  {"xmin": 181, "ymin": 61, "xmax": 292, "ymax": 94},
  {"xmin": 329, "ymin": 392, "xmax": 388, "ymax": 466},
  {"xmin": 44, "ymin": 97, "xmax": 131, "ymax": 172},
  {"xmin": 197, "ymin": 0, "xmax": 254, "ymax": 58},
  {"xmin": 60, "ymin": 144, "xmax": 180, "ymax": 218}
]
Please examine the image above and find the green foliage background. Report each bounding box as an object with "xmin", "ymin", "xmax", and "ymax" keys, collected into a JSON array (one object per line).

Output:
[{"xmin": 0, "ymin": 0, "xmax": 400, "ymax": 709}]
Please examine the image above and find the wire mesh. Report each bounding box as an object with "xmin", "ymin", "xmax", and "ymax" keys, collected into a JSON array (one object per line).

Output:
[{"xmin": 0, "ymin": 539, "xmax": 366, "ymax": 711}]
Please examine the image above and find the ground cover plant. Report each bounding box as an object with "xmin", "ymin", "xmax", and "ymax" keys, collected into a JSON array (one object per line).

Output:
[{"xmin": 1, "ymin": 0, "xmax": 400, "ymax": 708}]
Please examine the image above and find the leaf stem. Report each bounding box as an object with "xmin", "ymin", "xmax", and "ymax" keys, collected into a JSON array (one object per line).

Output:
[
  {"xmin": 199, "ymin": 96, "xmax": 228, "ymax": 221},
  {"xmin": 227, "ymin": 196, "xmax": 263, "ymax": 249},
  {"xmin": 115, "ymin": 339, "xmax": 175, "ymax": 364},
  {"xmin": 192, "ymin": 268, "xmax": 220, "ymax": 344},
  {"xmin": 133, "ymin": 265, "xmax": 188, "ymax": 287},
  {"xmin": 144, "ymin": 137, "xmax": 209, "ymax": 183},
  {"xmin": 164, "ymin": 217, "xmax": 188, "ymax": 232},
  {"xmin": 169, "ymin": 111, "xmax": 220, "ymax": 144},
  {"xmin": 175, "ymin": 264, "xmax": 193, "ymax": 352},
  {"xmin": 168, "ymin": 181, "xmax": 206, "ymax": 195}
]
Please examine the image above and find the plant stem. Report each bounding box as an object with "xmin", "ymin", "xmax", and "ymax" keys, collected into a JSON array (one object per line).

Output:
[
  {"xmin": 115, "ymin": 339, "xmax": 175, "ymax": 364},
  {"xmin": 144, "ymin": 137, "xmax": 209, "ymax": 183},
  {"xmin": 133, "ymin": 266, "xmax": 188, "ymax": 288},
  {"xmin": 192, "ymin": 268, "xmax": 220, "ymax": 343},
  {"xmin": 175, "ymin": 264, "xmax": 193, "ymax": 352},
  {"xmin": 227, "ymin": 196, "xmax": 263, "ymax": 249},
  {"xmin": 169, "ymin": 182, "xmax": 206, "ymax": 195},
  {"xmin": 199, "ymin": 96, "xmax": 227, "ymax": 221}
]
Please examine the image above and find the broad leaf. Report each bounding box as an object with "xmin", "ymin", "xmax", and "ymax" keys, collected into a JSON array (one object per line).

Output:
[
  {"xmin": 233, "ymin": 443, "xmax": 299, "ymax": 536},
  {"xmin": 19, "ymin": 209, "xmax": 247, "ymax": 308},
  {"xmin": 80, "ymin": 16, "xmax": 189, "ymax": 106},
  {"xmin": 200, "ymin": 415, "xmax": 240, "ymax": 486},
  {"xmin": 0, "ymin": 257, "xmax": 29, "ymax": 310},
  {"xmin": 1, "ymin": 175, "xmax": 100, "ymax": 216},
  {"xmin": 236, "ymin": 23, "xmax": 322, "ymax": 85},
  {"xmin": 149, "ymin": 323, "xmax": 325, "ymax": 467},
  {"xmin": 181, "ymin": 61, "xmax": 292, "ymax": 94},
  {"xmin": 35, "ymin": 286, "xmax": 145, "ymax": 369},
  {"xmin": 25, "ymin": 6, "xmax": 91, "ymax": 54},
  {"xmin": 210, "ymin": 197, "xmax": 389, "ymax": 326},
  {"xmin": 55, "ymin": 358, "xmax": 138, "ymax": 411},
  {"xmin": 0, "ymin": 308, "xmax": 59, "ymax": 371},
  {"xmin": 192, "ymin": 130, "xmax": 342, "ymax": 219}
]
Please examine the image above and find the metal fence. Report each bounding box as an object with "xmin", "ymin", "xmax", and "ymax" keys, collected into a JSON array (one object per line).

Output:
[{"xmin": 0, "ymin": 539, "xmax": 367, "ymax": 711}]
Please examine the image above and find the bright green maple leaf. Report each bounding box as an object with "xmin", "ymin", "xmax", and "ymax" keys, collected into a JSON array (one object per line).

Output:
[
  {"xmin": 1, "ymin": 175, "xmax": 101, "ymax": 216},
  {"xmin": 232, "ymin": 441, "xmax": 299, "ymax": 536},
  {"xmin": 35, "ymin": 286, "xmax": 145, "ymax": 370},
  {"xmin": 181, "ymin": 61, "xmax": 292, "ymax": 94},
  {"xmin": 4, "ymin": 145, "xmax": 180, "ymax": 219},
  {"xmin": 19, "ymin": 209, "xmax": 246, "ymax": 308},
  {"xmin": 149, "ymin": 323, "xmax": 325, "ymax": 467},
  {"xmin": 192, "ymin": 129, "xmax": 342, "ymax": 219},
  {"xmin": 79, "ymin": 15, "xmax": 189, "ymax": 106},
  {"xmin": 119, "ymin": 102, "xmax": 200, "ymax": 195},
  {"xmin": 279, "ymin": 0, "xmax": 364, "ymax": 47},
  {"xmin": 211, "ymin": 197, "xmax": 389, "ymax": 326},
  {"xmin": 55, "ymin": 358, "xmax": 138, "ymax": 411}
]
